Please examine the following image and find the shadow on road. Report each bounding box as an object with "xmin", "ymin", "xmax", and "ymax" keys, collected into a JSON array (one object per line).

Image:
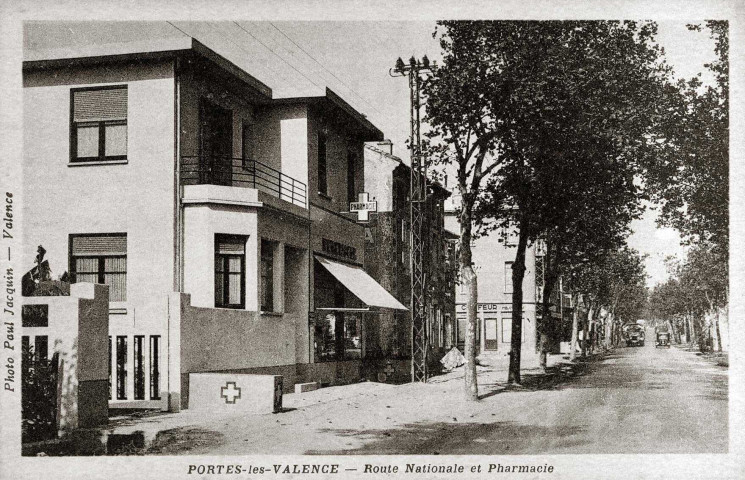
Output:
[
  {"xmin": 477, "ymin": 356, "xmax": 602, "ymax": 400},
  {"xmin": 306, "ymin": 421, "xmax": 590, "ymax": 455}
]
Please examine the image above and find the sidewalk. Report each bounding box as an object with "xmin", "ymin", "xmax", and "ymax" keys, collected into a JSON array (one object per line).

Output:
[{"xmin": 37, "ymin": 352, "xmax": 584, "ymax": 455}]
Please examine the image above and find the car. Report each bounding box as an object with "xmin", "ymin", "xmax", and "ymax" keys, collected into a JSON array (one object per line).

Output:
[{"xmin": 625, "ymin": 324, "xmax": 645, "ymax": 347}]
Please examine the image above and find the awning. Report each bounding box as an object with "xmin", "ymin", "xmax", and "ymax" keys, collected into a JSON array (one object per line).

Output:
[{"xmin": 315, "ymin": 256, "xmax": 408, "ymax": 311}]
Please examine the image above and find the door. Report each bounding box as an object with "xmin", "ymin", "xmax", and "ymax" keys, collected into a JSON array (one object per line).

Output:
[
  {"xmin": 199, "ymin": 99, "xmax": 233, "ymax": 186},
  {"xmin": 485, "ymin": 318, "xmax": 498, "ymax": 350}
]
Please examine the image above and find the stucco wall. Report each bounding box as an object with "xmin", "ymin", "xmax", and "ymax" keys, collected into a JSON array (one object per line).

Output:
[
  {"xmin": 307, "ymin": 107, "xmax": 365, "ymax": 213},
  {"xmin": 23, "ymin": 60, "xmax": 175, "ymax": 402},
  {"xmin": 23, "ymin": 60, "xmax": 175, "ymax": 321},
  {"xmin": 179, "ymin": 298, "xmax": 297, "ymax": 373}
]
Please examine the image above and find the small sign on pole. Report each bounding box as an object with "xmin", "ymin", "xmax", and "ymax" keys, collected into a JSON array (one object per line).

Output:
[{"xmin": 350, "ymin": 192, "xmax": 377, "ymax": 222}]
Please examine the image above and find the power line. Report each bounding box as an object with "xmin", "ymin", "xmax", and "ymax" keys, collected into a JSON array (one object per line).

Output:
[
  {"xmin": 231, "ymin": 21, "xmax": 324, "ymax": 92},
  {"xmin": 267, "ymin": 22, "xmax": 387, "ymax": 120}
]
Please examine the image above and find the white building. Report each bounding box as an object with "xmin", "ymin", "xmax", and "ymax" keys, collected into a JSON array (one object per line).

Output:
[{"xmin": 23, "ymin": 26, "xmax": 405, "ymax": 410}]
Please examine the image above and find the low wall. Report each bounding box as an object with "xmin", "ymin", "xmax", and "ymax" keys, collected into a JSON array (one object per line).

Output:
[{"xmin": 170, "ymin": 293, "xmax": 300, "ymax": 409}]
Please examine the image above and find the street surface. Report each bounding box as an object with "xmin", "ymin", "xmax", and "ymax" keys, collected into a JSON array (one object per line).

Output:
[{"xmin": 122, "ymin": 341, "xmax": 728, "ymax": 455}]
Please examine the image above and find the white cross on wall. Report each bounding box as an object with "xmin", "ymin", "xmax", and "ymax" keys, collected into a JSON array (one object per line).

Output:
[{"xmin": 221, "ymin": 381, "xmax": 241, "ymax": 404}]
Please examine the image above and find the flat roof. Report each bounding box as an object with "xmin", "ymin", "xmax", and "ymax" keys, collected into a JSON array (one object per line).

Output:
[{"xmin": 23, "ymin": 37, "xmax": 273, "ymax": 99}]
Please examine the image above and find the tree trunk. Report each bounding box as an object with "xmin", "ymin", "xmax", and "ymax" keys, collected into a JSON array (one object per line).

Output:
[
  {"xmin": 715, "ymin": 308, "xmax": 722, "ymax": 352},
  {"xmin": 539, "ymin": 272, "xmax": 558, "ymax": 370},
  {"xmin": 604, "ymin": 312, "xmax": 612, "ymax": 349},
  {"xmin": 508, "ymin": 229, "xmax": 529, "ymax": 384},
  {"xmin": 569, "ymin": 294, "xmax": 580, "ymax": 362},
  {"xmin": 582, "ymin": 306, "xmax": 592, "ymax": 358},
  {"xmin": 459, "ymin": 203, "xmax": 479, "ymax": 401}
]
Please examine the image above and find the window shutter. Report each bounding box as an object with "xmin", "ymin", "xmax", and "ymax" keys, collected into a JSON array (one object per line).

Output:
[
  {"xmin": 73, "ymin": 87, "xmax": 128, "ymax": 122},
  {"xmin": 72, "ymin": 235, "xmax": 127, "ymax": 256},
  {"xmin": 217, "ymin": 238, "xmax": 245, "ymax": 255}
]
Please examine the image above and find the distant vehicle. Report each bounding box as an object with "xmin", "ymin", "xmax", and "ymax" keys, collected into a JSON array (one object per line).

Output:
[
  {"xmin": 624, "ymin": 324, "xmax": 645, "ymax": 347},
  {"xmin": 655, "ymin": 323, "xmax": 671, "ymax": 348}
]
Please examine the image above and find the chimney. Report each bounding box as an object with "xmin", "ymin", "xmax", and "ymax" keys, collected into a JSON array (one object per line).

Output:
[{"xmin": 376, "ymin": 139, "xmax": 394, "ymax": 156}]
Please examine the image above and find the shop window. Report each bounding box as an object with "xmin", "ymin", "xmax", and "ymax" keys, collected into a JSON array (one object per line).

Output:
[
  {"xmin": 70, "ymin": 234, "xmax": 127, "ymax": 302},
  {"xmin": 317, "ymin": 132, "xmax": 328, "ymax": 195},
  {"xmin": 501, "ymin": 316, "xmax": 525, "ymax": 343},
  {"xmin": 260, "ymin": 239, "xmax": 275, "ymax": 312},
  {"xmin": 116, "ymin": 336, "xmax": 127, "ymax": 400},
  {"xmin": 313, "ymin": 311, "xmax": 362, "ymax": 361},
  {"xmin": 70, "ymin": 86, "xmax": 128, "ymax": 163},
  {"xmin": 215, "ymin": 235, "xmax": 246, "ymax": 309},
  {"xmin": 150, "ymin": 336, "xmax": 161, "ymax": 400}
]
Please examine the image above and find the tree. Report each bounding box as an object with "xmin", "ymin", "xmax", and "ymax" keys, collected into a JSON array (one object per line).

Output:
[
  {"xmin": 647, "ymin": 22, "xmax": 728, "ymax": 256},
  {"xmin": 421, "ymin": 23, "xmax": 506, "ymax": 400},
  {"xmin": 426, "ymin": 21, "xmax": 674, "ymax": 384}
]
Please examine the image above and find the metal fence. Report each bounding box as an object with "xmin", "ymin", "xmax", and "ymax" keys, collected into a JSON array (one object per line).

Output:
[{"xmin": 181, "ymin": 156, "xmax": 307, "ymax": 207}]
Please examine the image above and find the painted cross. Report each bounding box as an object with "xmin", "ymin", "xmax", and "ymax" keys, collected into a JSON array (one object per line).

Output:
[
  {"xmin": 383, "ymin": 362, "xmax": 395, "ymax": 377},
  {"xmin": 220, "ymin": 381, "xmax": 241, "ymax": 404},
  {"xmin": 350, "ymin": 192, "xmax": 377, "ymax": 223}
]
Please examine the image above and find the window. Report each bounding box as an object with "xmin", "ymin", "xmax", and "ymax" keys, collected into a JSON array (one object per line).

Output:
[
  {"xmin": 116, "ymin": 336, "xmax": 127, "ymax": 400},
  {"xmin": 34, "ymin": 336, "xmax": 48, "ymax": 362},
  {"xmin": 71, "ymin": 86, "xmax": 128, "ymax": 163},
  {"xmin": 313, "ymin": 311, "xmax": 362, "ymax": 361},
  {"xmin": 133, "ymin": 336, "xmax": 145, "ymax": 400},
  {"xmin": 317, "ymin": 132, "xmax": 328, "ymax": 195},
  {"xmin": 242, "ymin": 122, "xmax": 253, "ymax": 164},
  {"xmin": 501, "ymin": 316, "xmax": 526, "ymax": 343},
  {"xmin": 108, "ymin": 336, "xmax": 112, "ymax": 400},
  {"xmin": 261, "ymin": 239, "xmax": 274, "ymax": 312},
  {"xmin": 504, "ymin": 261, "xmax": 513, "ymax": 294},
  {"xmin": 70, "ymin": 234, "xmax": 127, "ymax": 302},
  {"xmin": 347, "ymin": 150, "xmax": 356, "ymax": 203},
  {"xmin": 149, "ymin": 336, "xmax": 161, "ymax": 400},
  {"xmin": 215, "ymin": 235, "xmax": 246, "ymax": 309}
]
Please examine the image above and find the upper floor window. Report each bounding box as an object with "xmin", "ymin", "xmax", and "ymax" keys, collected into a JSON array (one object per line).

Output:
[
  {"xmin": 317, "ymin": 132, "xmax": 328, "ymax": 196},
  {"xmin": 347, "ymin": 150, "xmax": 356, "ymax": 204},
  {"xmin": 504, "ymin": 261, "xmax": 513, "ymax": 294},
  {"xmin": 71, "ymin": 86, "xmax": 128, "ymax": 163},
  {"xmin": 215, "ymin": 235, "xmax": 246, "ymax": 309},
  {"xmin": 70, "ymin": 234, "xmax": 127, "ymax": 301}
]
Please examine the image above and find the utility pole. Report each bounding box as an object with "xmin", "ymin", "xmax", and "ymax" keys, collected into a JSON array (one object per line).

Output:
[{"xmin": 391, "ymin": 56, "xmax": 434, "ymax": 382}]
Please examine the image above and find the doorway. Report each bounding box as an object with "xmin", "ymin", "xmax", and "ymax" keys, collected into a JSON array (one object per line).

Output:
[{"xmin": 199, "ymin": 98, "xmax": 233, "ymax": 186}]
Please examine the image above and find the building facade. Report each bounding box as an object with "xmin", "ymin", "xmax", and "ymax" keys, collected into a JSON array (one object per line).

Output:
[
  {"xmin": 23, "ymin": 35, "xmax": 406, "ymax": 409},
  {"xmin": 362, "ymin": 142, "xmax": 458, "ymax": 382},
  {"xmin": 444, "ymin": 210, "xmax": 540, "ymax": 366}
]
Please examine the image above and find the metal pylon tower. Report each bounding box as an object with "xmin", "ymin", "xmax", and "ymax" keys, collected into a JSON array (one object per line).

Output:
[{"xmin": 391, "ymin": 56, "xmax": 434, "ymax": 382}]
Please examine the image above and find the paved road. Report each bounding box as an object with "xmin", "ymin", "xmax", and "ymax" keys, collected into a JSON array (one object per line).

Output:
[{"xmin": 135, "ymin": 341, "xmax": 728, "ymax": 455}]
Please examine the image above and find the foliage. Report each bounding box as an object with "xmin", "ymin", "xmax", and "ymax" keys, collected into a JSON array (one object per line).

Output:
[
  {"xmin": 646, "ymin": 21, "xmax": 729, "ymax": 255},
  {"xmin": 423, "ymin": 20, "xmax": 676, "ymax": 381},
  {"xmin": 22, "ymin": 343, "xmax": 59, "ymax": 443}
]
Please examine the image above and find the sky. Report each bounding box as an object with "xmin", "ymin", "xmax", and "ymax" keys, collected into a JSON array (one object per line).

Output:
[{"xmin": 25, "ymin": 20, "xmax": 720, "ymax": 287}]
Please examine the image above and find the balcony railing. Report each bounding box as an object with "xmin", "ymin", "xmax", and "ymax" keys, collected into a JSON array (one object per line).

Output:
[{"xmin": 181, "ymin": 156, "xmax": 307, "ymax": 207}]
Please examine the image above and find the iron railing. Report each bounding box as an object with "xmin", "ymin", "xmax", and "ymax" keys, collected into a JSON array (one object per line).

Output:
[{"xmin": 181, "ymin": 156, "xmax": 307, "ymax": 208}]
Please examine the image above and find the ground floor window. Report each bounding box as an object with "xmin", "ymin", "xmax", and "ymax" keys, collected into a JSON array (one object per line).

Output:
[
  {"xmin": 116, "ymin": 336, "xmax": 127, "ymax": 400},
  {"xmin": 150, "ymin": 336, "xmax": 160, "ymax": 400},
  {"xmin": 314, "ymin": 311, "xmax": 362, "ymax": 361},
  {"xmin": 133, "ymin": 335, "xmax": 145, "ymax": 400},
  {"xmin": 501, "ymin": 316, "xmax": 526, "ymax": 344},
  {"xmin": 215, "ymin": 235, "xmax": 246, "ymax": 308}
]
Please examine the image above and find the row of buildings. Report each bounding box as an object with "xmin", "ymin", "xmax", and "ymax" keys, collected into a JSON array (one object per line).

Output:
[{"xmin": 21, "ymin": 23, "xmax": 551, "ymax": 411}]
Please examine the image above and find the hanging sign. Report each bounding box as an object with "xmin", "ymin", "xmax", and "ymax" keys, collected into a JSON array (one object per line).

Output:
[{"xmin": 350, "ymin": 192, "xmax": 377, "ymax": 222}]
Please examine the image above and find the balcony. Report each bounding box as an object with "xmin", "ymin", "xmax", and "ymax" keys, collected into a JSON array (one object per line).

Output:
[{"xmin": 181, "ymin": 156, "xmax": 307, "ymax": 208}]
